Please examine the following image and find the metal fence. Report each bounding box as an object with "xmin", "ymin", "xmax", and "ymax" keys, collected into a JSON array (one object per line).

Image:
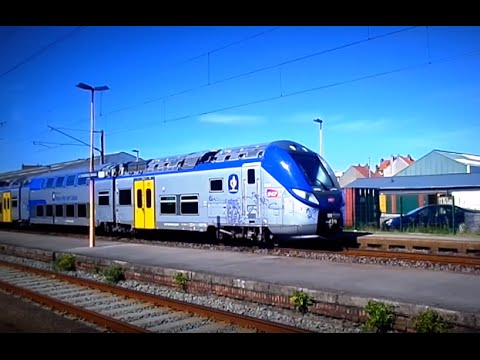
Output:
[{"xmin": 345, "ymin": 189, "xmax": 480, "ymax": 235}]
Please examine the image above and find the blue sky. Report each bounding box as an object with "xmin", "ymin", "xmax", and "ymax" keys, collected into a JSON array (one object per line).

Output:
[{"xmin": 1, "ymin": 26, "xmax": 479, "ymax": 174}]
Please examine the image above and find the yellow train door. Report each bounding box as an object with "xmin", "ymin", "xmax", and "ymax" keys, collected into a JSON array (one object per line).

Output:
[
  {"xmin": 133, "ymin": 179, "xmax": 155, "ymax": 229},
  {"xmin": 2, "ymin": 192, "xmax": 11, "ymax": 222}
]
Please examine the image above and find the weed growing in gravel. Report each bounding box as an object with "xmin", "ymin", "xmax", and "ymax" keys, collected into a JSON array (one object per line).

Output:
[
  {"xmin": 103, "ymin": 263, "xmax": 125, "ymax": 284},
  {"xmin": 362, "ymin": 300, "xmax": 395, "ymax": 333},
  {"xmin": 289, "ymin": 290, "xmax": 315, "ymax": 315},
  {"xmin": 93, "ymin": 265, "xmax": 102, "ymax": 275},
  {"xmin": 53, "ymin": 254, "xmax": 76, "ymax": 272},
  {"xmin": 174, "ymin": 272, "xmax": 189, "ymax": 291},
  {"xmin": 414, "ymin": 309, "xmax": 450, "ymax": 333}
]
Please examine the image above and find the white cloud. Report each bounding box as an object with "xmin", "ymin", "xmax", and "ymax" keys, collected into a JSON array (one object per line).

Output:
[
  {"xmin": 198, "ymin": 114, "xmax": 265, "ymax": 125},
  {"xmin": 270, "ymin": 112, "xmax": 345, "ymax": 125}
]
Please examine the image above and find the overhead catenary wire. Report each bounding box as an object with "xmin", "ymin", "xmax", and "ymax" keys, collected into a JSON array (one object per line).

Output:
[
  {"xmin": 107, "ymin": 47, "xmax": 480, "ymax": 137},
  {"xmin": 10, "ymin": 26, "xmax": 282, "ymax": 142},
  {"xmin": 104, "ymin": 26, "xmax": 419, "ymax": 117},
  {"xmin": 0, "ymin": 26, "xmax": 85, "ymax": 80}
]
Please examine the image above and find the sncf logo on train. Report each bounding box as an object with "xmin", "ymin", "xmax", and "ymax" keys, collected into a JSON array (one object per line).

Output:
[{"xmin": 266, "ymin": 189, "xmax": 280, "ymax": 198}]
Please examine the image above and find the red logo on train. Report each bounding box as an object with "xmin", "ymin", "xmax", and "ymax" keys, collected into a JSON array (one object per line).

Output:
[{"xmin": 267, "ymin": 189, "xmax": 279, "ymax": 197}]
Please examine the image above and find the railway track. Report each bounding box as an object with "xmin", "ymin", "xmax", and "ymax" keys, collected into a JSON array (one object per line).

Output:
[
  {"xmin": 0, "ymin": 260, "xmax": 312, "ymax": 333},
  {"xmin": 1, "ymin": 228, "xmax": 480, "ymax": 268},
  {"xmin": 275, "ymin": 247, "xmax": 480, "ymax": 267}
]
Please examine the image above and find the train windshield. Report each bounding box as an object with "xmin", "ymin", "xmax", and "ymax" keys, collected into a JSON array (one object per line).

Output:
[{"xmin": 290, "ymin": 153, "xmax": 338, "ymax": 190}]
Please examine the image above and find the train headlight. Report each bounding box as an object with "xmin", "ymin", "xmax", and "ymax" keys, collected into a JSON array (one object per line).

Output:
[{"xmin": 292, "ymin": 189, "xmax": 319, "ymax": 205}]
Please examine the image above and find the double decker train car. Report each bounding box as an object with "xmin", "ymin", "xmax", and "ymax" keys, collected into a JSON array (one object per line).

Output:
[{"xmin": 0, "ymin": 140, "xmax": 344, "ymax": 243}]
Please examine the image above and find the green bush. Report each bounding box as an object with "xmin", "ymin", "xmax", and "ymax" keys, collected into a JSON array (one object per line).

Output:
[
  {"xmin": 289, "ymin": 290, "xmax": 315, "ymax": 314},
  {"xmin": 103, "ymin": 263, "xmax": 125, "ymax": 284},
  {"xmin": 53, "ymin": 254, "xmax": 76, "ymax": 272},
  {"xmin": 174, "ymin": 272, "xmax": 189, "ymax": 291},
  {"xmin": 363, "ymin": 300, "xmax": 395, "ymax": 333},
  {"xmin": 414, "ymin": 309, "xmax": 450, "ymax": 333}
]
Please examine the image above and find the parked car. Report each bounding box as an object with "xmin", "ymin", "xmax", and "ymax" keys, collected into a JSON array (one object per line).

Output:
[{"xmin": 382, "ymin": 204, "xmax": 480, "ymax": 232}]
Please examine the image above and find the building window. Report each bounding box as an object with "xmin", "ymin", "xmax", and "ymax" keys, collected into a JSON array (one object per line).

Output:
[
  {"xmin": 180, "ymin": 194, "xmax": 198, "ymax": 215},
  {"xmin": 119, "ymin": 189, "xmax": 131, "ymax": 205},
  {"xmin": 210, "ymin": 179, "xmax": 223, "ymax": 192},
  {"xmin": 98, "ymin": 191, "xmax": 109, "ymax": 206},
  {"xmin": 160, "ymin": 195, "xmax": 176, "ymax": 215}
]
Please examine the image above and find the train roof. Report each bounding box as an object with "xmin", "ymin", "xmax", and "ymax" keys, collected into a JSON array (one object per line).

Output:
[
  {"xmin": 111, "ymin": 140, "xmax": 317, "ymax": 177},
  {"xmin": 0, "ymin": 140, "xmax": 319, "ymax": 183},
  {"xmin": 0, "ymin": 152, "xmax": 137, "ymax": 186}
]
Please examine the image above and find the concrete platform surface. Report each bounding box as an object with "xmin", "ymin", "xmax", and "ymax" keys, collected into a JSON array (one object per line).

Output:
[{"xmin": 1, "ymin": 231, "xmax": 479, "ymax": 314}]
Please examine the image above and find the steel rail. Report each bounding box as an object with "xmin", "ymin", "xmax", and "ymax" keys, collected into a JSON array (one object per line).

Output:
[{"xmin": 0, "ymin": 260, "xmax": 312, "ymax": 333}]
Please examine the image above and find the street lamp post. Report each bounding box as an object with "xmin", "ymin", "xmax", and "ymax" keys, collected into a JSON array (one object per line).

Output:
[
  {"xmin": 132, "ymin": 149, "xmax": 139, "ymax": 162},
  {"xmin": 313, "ymin": 118, "xmax": 323, "ymax": 157},
  {"xmin": 76, "ymin": 82, "xmax": 109, "ymax": 248}
]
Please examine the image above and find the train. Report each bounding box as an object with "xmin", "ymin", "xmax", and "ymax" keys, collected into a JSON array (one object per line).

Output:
[{"xmin": 0, "ymin": 140, "xmax": 344, "ymax": 243}]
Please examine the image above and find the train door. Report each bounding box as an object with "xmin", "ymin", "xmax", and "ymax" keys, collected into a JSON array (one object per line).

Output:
[
  {"xmin": 133, "ymin": 179, "xmax": 155, "ymax": 229},
  {"xmin": 2, "ymin": 192, "xmax": 11, "ymax": 222},
  {"xmin": 241, "ymin": 164, "xmax": 262, "ymax": 223}
]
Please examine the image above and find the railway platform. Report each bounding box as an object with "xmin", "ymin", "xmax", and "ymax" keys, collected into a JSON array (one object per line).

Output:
[{"xmin": 1, "ymin": 230, "xmax": 479, "ymax": 331}]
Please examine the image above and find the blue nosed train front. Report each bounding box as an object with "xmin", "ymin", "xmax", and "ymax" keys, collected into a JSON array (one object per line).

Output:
[
  {"xmin": 288, "ymin": 146, "xmax": 344, "ymax": 238},
  {"xmin": 263, "ymin": 141, "xmax": 344, "ymax": 240}
]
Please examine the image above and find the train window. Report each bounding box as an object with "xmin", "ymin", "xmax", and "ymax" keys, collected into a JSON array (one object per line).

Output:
[
  {"xmin": 210, "ymin": 179, "xmax": 223, "ymax": 192},
  {"xmin": 29, "ymin": 178, "xmax": 44, "ymax": 190},
  {"xmin": 66, "ymin": 175, "xmax": 76, "ymax": 186},
  {"xmin": 45, "ymin": 178, "xmax": 55, "ymax": 188},
  {"xmin": 248, "ymin": 169, "xmax": 255, "ymax": 184},
  {"xmin": 77, "ymin": 177, "xmax": 87, "ymax": 186},
  {"xmin": 77, "ymin": 204, "xmax": 87, "ymax": 218},
  {"xmin": 46, "ymin": 205, "xmax": 53, "ymax": 217},
  {"xmin": 66, "ymin": 204, "xmax": 75, "ymax": 217},
  {"xmin": 160, "ymin": 196, "xmax": 176, "ymax": 215},
  {"xmin": 12, "ymin": 197, "xmax": 17, "ymax": 208},
  {"xmin": 55, "ymin": 205, "xmax": 64, "ymax": 217},
  {"xmin": 36, "ymin": 205, "xmax": 44, "ymax": 217},
  {"xmin": 180, "ymin": 194, "xmax": 198, "ymax": 215},
  {"xmin": 98, "ymin": 191, "xmax": 109, "ymax": 206},
  {"xmin": 137, "ymin": 189, "xmax": 143, "ymax": 208},
  {"xmin": 55, "ymin": 177, "xmax": 65, "ymax": 188},
  {"xmin": 119, "ymin": 189, "xmax": 132, "ymax": 205},
  {"xmin": 146, "ymin": 189, "xmax": 152, "ymax": 208}
]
